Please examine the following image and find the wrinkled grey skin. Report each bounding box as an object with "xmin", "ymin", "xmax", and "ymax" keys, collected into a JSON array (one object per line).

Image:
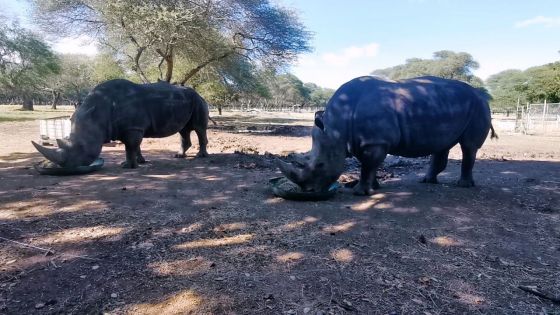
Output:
[
  {"xmin": 278, "ymin": 76, "xmax": 497, "ymax": 195},
  {"xmin": 32, "ymin": 79, "xmax": 210, "ymax": 169}
]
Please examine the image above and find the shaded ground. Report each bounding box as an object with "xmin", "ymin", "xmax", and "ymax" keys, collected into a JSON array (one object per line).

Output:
[{"xmin": 1, "ymin": 112, "xmax": 559, "ymax": 314}]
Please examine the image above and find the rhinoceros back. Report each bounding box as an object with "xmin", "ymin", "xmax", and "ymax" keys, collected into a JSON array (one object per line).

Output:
[
  {"xmin": 89, "ymin": 80, "xmax": 197, "ymax": 140},
  {"xmin": 324, "ymin": 76, "xmax": 491, "ymax": 158}
]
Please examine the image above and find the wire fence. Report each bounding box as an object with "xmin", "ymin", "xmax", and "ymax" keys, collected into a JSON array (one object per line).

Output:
[
  {"xmin": 516, "ymin": 102, "xmax": 560, "ymax": 135},
  {"xmin": 209, "ymin": 101, "xmax": 324, "ymax": 114}
]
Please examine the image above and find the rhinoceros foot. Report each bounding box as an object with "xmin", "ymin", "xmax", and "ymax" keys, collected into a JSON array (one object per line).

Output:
[
  {"xmin": 174, "ymin": 153, "xmax": 186, "ymax": 158},
  {"xmin": 196, "ymin": 151, "xmax": 209, "ymax": 158},
  {"xmin": 120, "ymin": 160, "xmax": 139, "ymax": 169},
  {"xmin": 420, "ymin": 177, "xmax": 438, "ymax": 184},
  {"xmin": 456, "ymin": 178, "xmax": 475, "ymax": 188},
  {"xmin": 352, "ymin": 183, "xmax": 375, "ymax": 196}
]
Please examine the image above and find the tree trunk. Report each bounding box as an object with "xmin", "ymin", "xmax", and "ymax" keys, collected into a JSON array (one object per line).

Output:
[
  {"xmin": 218, "ymin": 104, "xmax": 222, "ymax": 115},
  {"xmin": 22, "ymin": 98, "xmax": 34, "ymax": 111},
  {"xmin": 51, "ymin": 91, "xmax": 61, "ymax": 110}
]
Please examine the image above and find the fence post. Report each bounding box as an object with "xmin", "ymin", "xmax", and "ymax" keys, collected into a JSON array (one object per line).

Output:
[
  {"xmin": 542, "ymin": 99, "xmax": 547, "ymax": 132},
  {"xmin": 515, "ymin": 97, "xmax": 520, "ymax": 132}
]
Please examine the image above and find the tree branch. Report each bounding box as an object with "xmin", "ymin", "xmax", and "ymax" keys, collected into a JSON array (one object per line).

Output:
[
  {"xmin": 156, "ymin": 45, "xmax": 174, "ymax": 82},
  {"xmin": 179, "ymin": 51, "xmax": 233, "ymax": 85}
]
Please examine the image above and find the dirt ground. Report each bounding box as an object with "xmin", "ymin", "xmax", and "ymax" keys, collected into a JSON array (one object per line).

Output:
[{"xmin": 1, "ymin": 112, "xmax": 559, "ymax": 315}]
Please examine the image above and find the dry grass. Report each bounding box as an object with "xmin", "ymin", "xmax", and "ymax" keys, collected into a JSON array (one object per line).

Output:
[{"xmin": 0, "ymin": 105, "xmax": 74, "ymax": 123}]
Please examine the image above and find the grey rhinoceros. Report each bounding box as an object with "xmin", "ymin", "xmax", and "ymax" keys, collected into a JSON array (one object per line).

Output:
[
  {"xmin": 278, "ymin": 76, "xmax": 497, "ymax": 195},
  {"xmin": 32, "ymin": 79, "xmax": 211, "ymax": 169}
]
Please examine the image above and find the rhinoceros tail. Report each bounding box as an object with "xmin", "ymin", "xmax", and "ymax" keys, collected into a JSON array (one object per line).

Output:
[{"xmin": 490, "ymin": 123, "xmax": 498, "ymax": 139}]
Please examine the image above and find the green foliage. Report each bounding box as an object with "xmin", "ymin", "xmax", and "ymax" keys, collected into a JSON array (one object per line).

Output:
[
  {"xmin": 523, "ymin": 62, "xmax": 560, "ymax": 103},
  {"xmin": 32, "ymin": 0, "xmax": 312, "ymax": 88},
  {"xmin": 485, "ymin": 70, "xmax": 529, "ymax": 111},
  {"xmin": 0, "ymin": 21, "xmax": 60, "ymax": 108},
  {"xmin": 92, "ymin": 53, "xmax": 126, "ymax": 83},
  {"xmin": 485, "ymin": 62, "xmax": 560, "ymax": 111},
  {"xmin": 372, "ymin": 50, "xmax": 483, "ymax": 87},
  {"xmin": 305, "ymin": 83, "xmax": 335, "ymax": 107}
]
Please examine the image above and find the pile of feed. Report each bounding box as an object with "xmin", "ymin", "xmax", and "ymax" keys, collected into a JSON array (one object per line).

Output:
[
  {"xmin": 38, "ymin": 160, "xmax": 61, "ymax": 168},
  {"xmin": 275, "ymin": 177, "xmax": 303, "ymax": 192}
]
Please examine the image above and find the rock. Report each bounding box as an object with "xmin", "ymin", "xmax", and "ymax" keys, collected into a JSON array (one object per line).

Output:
[
  {"xmin": 137, "ymin": 241, "xmax": 154, "ymax": 249},
  {"xmin": 111, "ymin": 293, "xmax": 118, "ymax": 298},
  {"xmin": 303, "ymin": 307, "xmax": 311, "ymax": 314},
  {"xmin": 92, "ymin": 265, "xmax": 99, "ymax": 270},
  {"xmin": 35, "ymin": 303, "xmax": 45, "ymax": 309}
]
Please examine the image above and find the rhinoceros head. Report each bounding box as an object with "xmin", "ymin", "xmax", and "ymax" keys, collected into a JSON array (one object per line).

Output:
[
  {"xmin": 32, "ymin": 101, "xmax": 106, "ymax": 167},
  {"xmin": 277, "ymin": 113, "xmax": 346, "ymax": 192}
]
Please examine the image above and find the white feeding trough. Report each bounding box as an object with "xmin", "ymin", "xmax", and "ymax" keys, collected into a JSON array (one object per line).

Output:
[{"xmin": 38, "ymin": 116, "xmax": 71, "ymax": 146}]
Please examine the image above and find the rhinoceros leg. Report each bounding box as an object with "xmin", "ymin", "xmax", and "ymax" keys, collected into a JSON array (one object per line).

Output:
[
  {"xmin": 421, "ymin": 150, "xmax": 449, "ymax": 184},
  {"xmin": 353, "ymin": 145, "xmax": 387, "ymax": 196},
  {"xmin": 174, "ymin": 128, "xmax": 192, "ymax": 158},
  {"xmin": 194, "ymin": 127, "xmax": 208, "ymax": 158},
  {"xmin": 121, "ymin": 130, "xmax": 143, "ymax": 169},
  {"xmin": 137, "ymin": 149, "xmax": 146, "ymax": 164},
  {"xmin": 457, "ymin": 145, "xmax": 477, "ymax": 187}
]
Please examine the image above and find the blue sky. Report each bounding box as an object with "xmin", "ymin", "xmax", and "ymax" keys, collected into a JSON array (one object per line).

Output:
[
  {"xmin": 2, "ymin": 0, "xmax": 559, "ymax": 88},
  {"xmin": 285, "ymin": 0, "xmax": 560, "ymax": 88}
]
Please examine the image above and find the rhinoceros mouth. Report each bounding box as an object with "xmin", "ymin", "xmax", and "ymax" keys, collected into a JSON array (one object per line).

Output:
[{"xmin": 32, "ymin": 141, "xmax": 66, "ymax": 166}]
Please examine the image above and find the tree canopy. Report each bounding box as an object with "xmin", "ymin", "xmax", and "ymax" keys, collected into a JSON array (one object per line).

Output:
[
  {"xmin": 32, "ymin": 0, "xmax": 312, "ymax": 94},
  {"xmin": 372, "ymin": 50, "xmax": 483, "ymax": 87},
  {"xmin": 485, "ymin": 62, "xmax": 560, "ymax": 111},
  {"xmin": 0, "ymin": 20, "xmax": 60, "ymax": 110}
]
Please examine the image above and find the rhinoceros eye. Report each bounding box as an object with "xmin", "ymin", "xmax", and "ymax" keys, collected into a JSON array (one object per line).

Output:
[{"xmin": 316, "ymin": 162, "xmax": 325, "ymax": 169}]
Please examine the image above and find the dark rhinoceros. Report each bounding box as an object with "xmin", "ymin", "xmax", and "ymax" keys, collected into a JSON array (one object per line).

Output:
[
  {"xmin": 278, "ymin": 76, "xmax": 497, "ymax": 195},
  {"xmin": 32, "ymin": 79, "xmax": 211, "ymax": 169}
]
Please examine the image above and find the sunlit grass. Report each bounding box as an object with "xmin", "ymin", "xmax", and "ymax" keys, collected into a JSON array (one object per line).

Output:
[{"xmin": 0, "ymin": 105, "xmax": 74, "ymax": 123}]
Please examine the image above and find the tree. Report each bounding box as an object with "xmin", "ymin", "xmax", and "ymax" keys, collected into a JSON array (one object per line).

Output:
[
  {"xmin": 372, "ymin": 50, "xmax": 483, "ymax": 87},
  {"xmin": 46, "ymin": 54, "xmax": 95, "ymax": 108},
  {"xmin": 92, "ymin": 53, "xmax": 126, "ymax": 84},
  {"xmin": 485, "ymin": 61, "xmax": 560, "ymax": 111},
  {"xmin": 0, "ymin": 21, "xmax": 60, "ymax": 110},
  {"xmin": 305, "ymin": 82, "xmax": 335, "ymax": 107},
  {"xmin": 485, "ymin": 70, "xmax": 529, "ymax": 111},
  {"xmin": 523, "ymin": 62, "xmax": 560, "ymax": 103},
  {"xmin": 32, "ymin": 0, "xmax": 312, "ymax": 88}
]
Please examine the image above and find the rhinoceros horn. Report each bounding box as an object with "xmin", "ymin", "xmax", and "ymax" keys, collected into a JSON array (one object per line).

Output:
[
  {"xmin": 32, "ymin": 141, "xmax": 66, "ymax": 166},
  {"xmin": 276, "ymin": 157, "xmax": 307, "ymax": 184}
]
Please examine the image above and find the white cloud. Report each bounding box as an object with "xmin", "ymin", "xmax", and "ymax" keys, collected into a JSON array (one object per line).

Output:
[
  {"xmin": 292, "ymin": 43, "xmax": 381, "ymax": 89},
  {"xmin": 515, "ymin": 16, "xmax": 560, "ymax": 28},
  {"xmin": 322, "ymin": 43, "xmax": 379, "ymax": 66},
  {"xmin": 51, "ymin": 35, "xmax": 98, "ymax": 56}
]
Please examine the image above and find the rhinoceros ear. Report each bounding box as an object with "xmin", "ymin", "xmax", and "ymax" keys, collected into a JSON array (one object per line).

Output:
[{"xmin": 314, "ymin": 111, "xmax": 325, "ymax": 131}]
